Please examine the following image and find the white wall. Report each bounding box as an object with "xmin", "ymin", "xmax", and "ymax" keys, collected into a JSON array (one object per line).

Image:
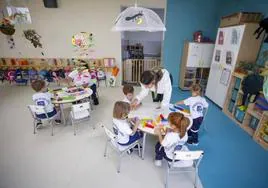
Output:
[{"xmin": 0, "ymin": 0, "xmax": 166, "ymax": 82}]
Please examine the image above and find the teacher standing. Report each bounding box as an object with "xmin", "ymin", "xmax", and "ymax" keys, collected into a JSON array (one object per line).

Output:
[{"xmin": 132, "ymin": 68, "xmax": 172, "ymax": 108}]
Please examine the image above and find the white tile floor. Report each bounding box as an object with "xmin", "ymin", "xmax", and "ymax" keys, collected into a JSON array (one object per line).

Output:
[{"xmin": 0, "ymin": 83, "xmax": 202, "ymax": 188}]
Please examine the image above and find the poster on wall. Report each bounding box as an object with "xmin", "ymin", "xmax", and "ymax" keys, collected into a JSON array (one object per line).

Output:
[
  {"xmin": 218, "ymin": 31, "xmax": 224, "ymax": 45},
  {"xmin": 226, "ymin": 51, "xmax": 234, "ymax": 65},
  {"xmin": 220, "ymin": 68, "xmax": 231, "ymax": 86},
  {"xmin": 6, "ymin": 6, "xmax": 31, "ymax": 24},
  {"xmin": 215, "ymin": 50, "xmax": 221, "ymax": 62}
]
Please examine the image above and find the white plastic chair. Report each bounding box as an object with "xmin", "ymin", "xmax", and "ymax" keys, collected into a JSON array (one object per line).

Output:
[
  {"xmin": 70, "ymin": 102, "xmax": 92, "ymax": 135},
  {"xmin": 165, "ymin": 146, "xmax": 204, "ymax": 188},
  {"xmin": 103, "ymin": 126, "xmax": 141, "ymax": 173},
  {"xmin": 28, "ymin": 105, "xmax": 60, "ymax": 136}
]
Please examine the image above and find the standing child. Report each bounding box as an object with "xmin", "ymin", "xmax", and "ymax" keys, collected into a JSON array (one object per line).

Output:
[
  {"xmin": 154, "ymin": 112, "xmax": 190, "ymax": 167},
  {"xmin": 176, "ymin": 84, "xmax": 208, "ymax": 145},
  {"xmin": 122, "ymin": 84, "xmax": 134, "ymax": 104},
  {"xmin": 112, "ymin": 101, "xmax": 143, "ymax": 147},
  {"xmin": 31, "ymin": 80, "xmax": 61, "ymax": 126}
]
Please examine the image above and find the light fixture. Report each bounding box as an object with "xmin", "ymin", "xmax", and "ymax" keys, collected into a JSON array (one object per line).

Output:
[{"xmin": 112, "ymin": 1, "xmax": 166, "ymax": 32}]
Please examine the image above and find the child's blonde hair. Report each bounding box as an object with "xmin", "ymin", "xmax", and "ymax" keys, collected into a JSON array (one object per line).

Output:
[
  {"xmin": 191, "ymin": 84, "xmax": 202, "ymax": 96},
  {"xmin": 113, "ymin": 101, "xmax": 130, "ymax": 119},
  {"xmin": 168, "ymin": 112, "xmax": 189, "ymax": 138}
]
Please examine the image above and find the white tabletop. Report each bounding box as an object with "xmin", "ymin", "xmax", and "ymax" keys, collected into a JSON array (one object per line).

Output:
[
  {"xmin": 52, "ymin": 88, "xmax": 93, "ymax": 104},
  {"xmin": 129, "ymin": 102, "xmax": 192, "ymax": 135}
]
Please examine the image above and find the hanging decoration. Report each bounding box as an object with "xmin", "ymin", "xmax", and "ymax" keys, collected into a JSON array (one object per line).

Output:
[
  {"xmin": 72, "ymin": 32, "xmax": 95, "ymax": 58},
  {"xmin": 23, "ymin": 29, "xmax": 43, "ymax": 48},
  {"xmin": 112, "ymin": 4, "xmax": 166, "ymax": 32},
  {"xmin": 6, "ymin": 35, "xmax": 15, "ymax": 49},
  {"xmin": 6, "ymin": 6, "xmax": 31, "ymax": 24}
]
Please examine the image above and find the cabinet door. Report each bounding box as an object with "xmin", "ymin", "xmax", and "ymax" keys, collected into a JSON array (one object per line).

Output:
[
  {"xmin": 200, "ymin": 44, "xmax": 214, "ymax": 67},
  {"xmin": 186, "ymin": 43, "xmax": 202, "ymax": 67}
]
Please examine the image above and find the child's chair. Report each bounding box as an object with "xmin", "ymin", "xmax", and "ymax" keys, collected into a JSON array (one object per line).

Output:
[
  {"xmin": 97, "ymin": 69, "xmax": 107, "ymax": 87},
  {"xmin": 7, "ymin": 70, "xmax": 15, "ymax": 84},
  {"xmin": 103, "ymin": 126, "xmax": 141, "ymax": 173},
  {"xmin": 29, "ymin": 69, "xmax": 39, "ymax": 83},
  {"xmin": 0, "ymin": 69, "xmax": 5, "ymax": 83},
  {"xmin": 28, "ymin": 105, "xmax": 60, "ymax": 136},
  {"xmin": 165, "ymin": 146, "xmax": 204, "ymax": 188},
  {"xmin": 201, "ymin": 107, "xmax": 208, "ymax": 132},
  {"xmin": 15, "ymin": 69, "xmax": 28, "ymax": 85},
  {"xmin": 70, "ymin": 102, "xmax": 92, "ymax": 135}
]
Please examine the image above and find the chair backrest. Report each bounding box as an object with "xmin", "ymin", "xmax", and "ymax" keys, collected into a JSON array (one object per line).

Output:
[
  {"xmin": 174, "ymin": 150, "xmax": 203, "ymax": 161},
  {"xmin": 28, "ymin": 105, "xmax": 48, "ymax": 119},
  {"xmin": 103, "ymin": 126, "xmax": 117, "ymax": 143},
  {"xmin": 72, "ymin": 102, "xmax": 90, "ymax": 113}
]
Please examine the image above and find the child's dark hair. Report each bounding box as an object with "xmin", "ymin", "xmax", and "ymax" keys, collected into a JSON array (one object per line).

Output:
[
  {"xmin": 191, "ymin": 84, "xmax": 202, "ymax": 96},
  {"xmin": 168, "ymin": 112, "xmax": 190, "ymax": 138},
  {"xmin": 140, "ymin": 68, "xmax": 163, "ymax": 86},
  {"xmin": 31, "ymin": 80, "xmax": 46, "ymax": 92},
  {"xmin": 113, "ymin": 101, "xmax": 130, "ymax": 119},
  {"xmin": 123, "ymin": 85, "xmax": 134, "ymax": 95}
]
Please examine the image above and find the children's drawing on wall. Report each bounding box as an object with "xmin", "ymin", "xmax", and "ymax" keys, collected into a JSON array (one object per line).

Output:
[
  {"xmin": 231, "ymin": 28, "xmax": 240, "ymax": 45},
  {"xmin": 220, "ymin": 68, "xmax": 231, "ymax": 86},
  {"xmin": 72, "ymin": 32, "xmax": 95, "ymax": 58},
  {"xmin": 218, "ymin": 31, "xmax": 224, "ymax": 45},
  {"xmin": 226, "ymin": 51, "xmax": 233, "ymax": 65},
  {"xmin": 215, "ymin": 50, "xmax": 221, "ymax": 62}
]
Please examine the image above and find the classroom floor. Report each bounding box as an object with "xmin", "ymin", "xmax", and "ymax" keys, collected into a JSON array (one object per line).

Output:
[{"xmin": 0, "ymin": 83, "xmax": 267, "ymax": 188}]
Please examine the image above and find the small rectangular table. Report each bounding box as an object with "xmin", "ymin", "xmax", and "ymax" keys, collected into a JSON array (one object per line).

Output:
[{"xmin": 129, "ymin": 103, "xmax": 192, "ymax": 159}]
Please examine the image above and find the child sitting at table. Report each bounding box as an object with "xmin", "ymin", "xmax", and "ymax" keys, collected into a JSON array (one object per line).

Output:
[
  {"xmin": 31, "ymin": 80, "xmax": 61, "ymax": 127},
  {"xmin": 154, "ymin": 112, "xmax": 189, "ymax": 167},
  {"xmin": 112, "ymin": 101, "xmax": 143, "ymax": 150},
  {"xmin": 176, "ymin": 84, "xmax": 208, "ymax": 145},
  {"xmin": 67, "ymin": 66, "xmax": 99, "ymax": 105},
  {"xmin": 122, "ymin": 84, "xmax": 134, "ymax": 104}
]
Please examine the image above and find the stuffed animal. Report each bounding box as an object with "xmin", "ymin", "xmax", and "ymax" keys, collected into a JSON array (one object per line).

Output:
[{"xmin": 254, "ymin": 17, "xmax": 268, "ymax": 43}]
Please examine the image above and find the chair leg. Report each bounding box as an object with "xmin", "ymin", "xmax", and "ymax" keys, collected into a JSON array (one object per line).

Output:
[
  {"xmin": 194, "ymin": 168, "xmax": 198, "ymax": 188},
  {"xmin": 51, "ymin": 121, "xmax": 54, "ymax": 136},
  {"xmin": 165, "ymin": 167, "xmax": 169, "ymax": 188},
  {"xmin": 117, "ymin": 153, "xmax": 122, "ymax": 173},
  {"xmin": 33, "ymin": 120, "xmax": 37, "ymax": 134},
  {"xmin": 104, "ymin": 140, "xmax": 108, "ymax": 157},
  {"xmin": 138, "ymin": 143, "xmax": 141, "ymax": 157},
  {"xmin": 72, "ymin": 119, "xmax": 76, "ymax": 136}
]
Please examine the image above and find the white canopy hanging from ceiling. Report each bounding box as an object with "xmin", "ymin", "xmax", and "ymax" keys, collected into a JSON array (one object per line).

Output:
[{"xmin": 112, "ymin": 6, "xmax": 166, "ymax": 32}]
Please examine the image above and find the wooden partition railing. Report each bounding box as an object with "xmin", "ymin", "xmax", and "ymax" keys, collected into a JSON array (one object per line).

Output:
[{"xmin": 123, "ymin": 58, "xmax": 161, "ymax": 85}]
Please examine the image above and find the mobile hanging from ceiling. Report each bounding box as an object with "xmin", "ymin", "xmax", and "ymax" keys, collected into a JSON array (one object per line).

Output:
[{"xmin": 112, "ymin": 0, "xmax": 166, "ymax": 32}]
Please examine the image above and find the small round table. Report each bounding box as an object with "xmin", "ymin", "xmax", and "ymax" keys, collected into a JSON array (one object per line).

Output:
[{"xmin": 52, "ymin": 88, "xmax": 93, "ymax": 125}]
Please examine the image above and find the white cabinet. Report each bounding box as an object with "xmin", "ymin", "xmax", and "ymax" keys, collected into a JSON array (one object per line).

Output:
[
  {"xmin": 179, "ymin": 42, "xmax": 214, "ymax": 90},
  {"xmin": 206, "ymin": 23, "xmax": 263, "ymax": 108},
  {"xmin": 186, "ymin": 43, "xmax": 214, "ymax": 68}
]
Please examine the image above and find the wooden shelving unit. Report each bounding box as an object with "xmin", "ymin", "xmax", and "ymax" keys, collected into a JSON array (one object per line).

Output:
[{"xmin": 223, "ymin": 72, "xmax": 268, "ymax": 150}]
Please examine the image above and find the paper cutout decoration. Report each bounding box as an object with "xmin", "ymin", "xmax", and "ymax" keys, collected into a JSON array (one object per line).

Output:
[
  {"xmin": 7, "ymin": 35, "xmax": 15, "ymax": 49},
  {"xmin": 72, "ymin": 32, "xmax": 95, "ymax": 58},
  {"xmin": 23, "ymin": 29, "xmax": 43, "ymax": 48},
  {"xmin": 6, "ymin": 6, "xmax": 31, "ymax": 24},
  {"xmin": 112, "ymin": 6, "xmax": 166, "ymax": 32}
]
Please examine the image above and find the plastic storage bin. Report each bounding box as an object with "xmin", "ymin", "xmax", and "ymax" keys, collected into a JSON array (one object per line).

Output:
[
  {"xmin": 234, "ymin": 78, "xmax": 241, "ymax": 90},
  {"xmin": 249, "ymin": 117, "xmax": 259, "ymax": 130},
  {"xmin": 228, "ymin": 101, "xmax": 235, "ymax": 113},
  {"xmin": 235, "ymin": 107, "xmax": 245, "ymax": 123}
]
